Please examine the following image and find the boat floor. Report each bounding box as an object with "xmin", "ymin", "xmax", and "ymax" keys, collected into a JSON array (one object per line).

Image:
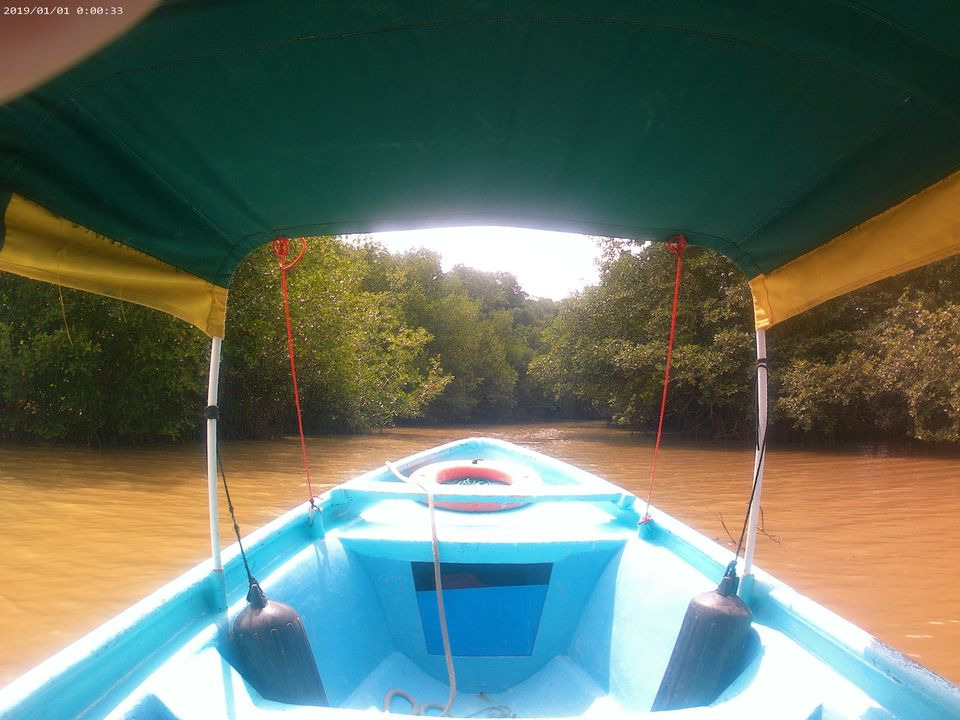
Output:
[{"xmin": 108, "ymin": 620, "xmax": 840, "ymax": 719}]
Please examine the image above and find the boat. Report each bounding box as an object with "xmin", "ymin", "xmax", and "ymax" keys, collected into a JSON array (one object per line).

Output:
[
  {"xmin": 1, "ymin": 437, "xmax": 958, "ymax": 720},
  {"xmin": 2, "ymin": 2, "xmax": 960, "ymax": 719}
]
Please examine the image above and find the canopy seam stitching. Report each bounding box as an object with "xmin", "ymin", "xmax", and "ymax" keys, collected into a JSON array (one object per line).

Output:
[
  {"xmin": 735, "ymin": 97, "xmax": 921, "ymax": 265},
  {"xmin": 64, "ymin": 98, "xmax": 235, "ymax": 274}
]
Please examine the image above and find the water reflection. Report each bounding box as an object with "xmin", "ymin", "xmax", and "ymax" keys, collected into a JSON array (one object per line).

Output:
[{"xmin": 1, "ymin": 422, "xmax": 958, "ymax": 687}]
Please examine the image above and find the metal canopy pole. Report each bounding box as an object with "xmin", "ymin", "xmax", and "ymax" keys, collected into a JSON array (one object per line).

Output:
[
  {"xmin": 742, "ymin": 329, "xmax": 768, "ymax": 577},
  {"xmin": 206, "ymin": 337, "xmax": 224, "ymax": 580}
]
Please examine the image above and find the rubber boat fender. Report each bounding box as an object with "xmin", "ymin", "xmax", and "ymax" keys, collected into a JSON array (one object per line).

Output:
[
  {"xmin": 409, "ymin": 459, "xmax": 539, "ymax": 512},
  {"xmin": 651, "ymin": 566, "xmax": 753, "ymax": 711},
  {"xmin": 232, "ymin": 581, "xmax": 328, "ymax": 706}
]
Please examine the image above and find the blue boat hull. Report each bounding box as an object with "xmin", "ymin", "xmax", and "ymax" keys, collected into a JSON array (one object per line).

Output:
[{"xmin": 1, "ymin": 438, "xmax": 958, "ymax": 719}]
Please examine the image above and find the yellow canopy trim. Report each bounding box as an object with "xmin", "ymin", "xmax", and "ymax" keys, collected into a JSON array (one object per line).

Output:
[
  {"xmin": 0, "ymin": 194, "xmax": 227, "ymax": 337},
  {"xmin": 749, "ymin": 167, "xmax": 960, "ymax": 330}
]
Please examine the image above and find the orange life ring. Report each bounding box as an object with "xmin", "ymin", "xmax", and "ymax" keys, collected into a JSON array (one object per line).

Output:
[{"xmin": 409, "ymin": 459, "xmax": 539, "ymax": 512}]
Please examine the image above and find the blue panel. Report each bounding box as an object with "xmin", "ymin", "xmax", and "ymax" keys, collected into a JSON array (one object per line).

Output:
[{"xmin": 414, "ymin": 563, "xmax": 551, "ymax": 657}]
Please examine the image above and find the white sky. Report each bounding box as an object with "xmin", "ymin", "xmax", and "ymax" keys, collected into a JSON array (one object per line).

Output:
[{"xmin": 362, "ymin": 226, "xmax": 604, "ymax": 300}]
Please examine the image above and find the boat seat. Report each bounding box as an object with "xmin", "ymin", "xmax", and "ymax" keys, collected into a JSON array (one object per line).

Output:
[{"xmin": 333, "ymin": 497, "xmax": 636, "ymax": 552}]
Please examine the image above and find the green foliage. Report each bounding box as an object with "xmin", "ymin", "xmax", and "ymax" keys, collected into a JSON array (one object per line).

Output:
[
  {"xmin": 0, "ymin": 236, "xmax": 560, "ymax": 442},
  {"xmin": 0, "ymin": 278, "xmax": 208, "ymax": 443},
  {"xmin": 3, "ymin": 234, "xmax": 957, "ymax": 445},
  {"xmin": 533, "ymin": 245, "xmax": 960, "ymax": 444},
  {"xmin": 359, "ymin": 248, "xmax": 559, "ymax": 423},
  {"xmin": 221, "ymin": 241, "xmax": 450, "ymax": 436},
  {"xmin": 776, "ymin": 277, "xmax": 960, "ymax": 443},
  {"xmin": 872, "ymin": 297, "xmax": 960, "ymax": 442},
  {"xmin": 531, "ymin": 242, "xmax": 756, "ymax": 436}
]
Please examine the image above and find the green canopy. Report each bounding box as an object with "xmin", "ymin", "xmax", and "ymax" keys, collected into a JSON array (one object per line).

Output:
[{"xmin": 3, "ymin": 1, "xmax": 960, "ymax": 336}]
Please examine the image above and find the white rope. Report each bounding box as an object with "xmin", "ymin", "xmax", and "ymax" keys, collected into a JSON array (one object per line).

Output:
[{"xmin": 384, "ymin": 462, "xmax": 457, "ymax": 717}]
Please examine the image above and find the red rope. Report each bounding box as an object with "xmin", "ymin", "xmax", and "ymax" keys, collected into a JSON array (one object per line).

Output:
[
  {"xmin": 641, "ymin": 235, "xmax": 687, "ymax": 524},
  {"xmin": 272, "ymin": 236, "xmax": 315, "ymax": 506}
]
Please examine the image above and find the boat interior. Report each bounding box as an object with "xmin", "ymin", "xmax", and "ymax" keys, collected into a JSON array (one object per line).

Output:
[{"xmin": 82, "ymin": 438, "xmax": 934, "ymax": 720}]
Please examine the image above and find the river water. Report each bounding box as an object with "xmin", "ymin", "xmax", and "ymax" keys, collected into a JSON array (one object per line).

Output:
[{"xmin": 1, "ymin": 422, "xmax": 958, "ymax": 689}]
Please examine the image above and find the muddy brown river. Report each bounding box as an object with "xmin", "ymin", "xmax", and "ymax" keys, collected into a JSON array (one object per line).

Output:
[{"xmin": 1, "ymin": 422, "xmax": 958, "ymax": 688}]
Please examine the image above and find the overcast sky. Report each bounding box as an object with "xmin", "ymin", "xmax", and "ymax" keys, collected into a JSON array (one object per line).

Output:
[{"xmin": 364, "ymin": 226, "xmax": 604, "ymax": 300}]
